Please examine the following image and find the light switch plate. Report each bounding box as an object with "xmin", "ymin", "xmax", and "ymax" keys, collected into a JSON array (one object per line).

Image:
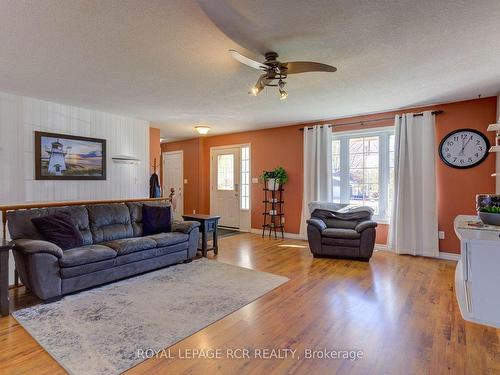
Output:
[
  {"xmin": 438, "ymin": 231, "xmax": 445, "ymax": 240},
  {"xmin": 251, "ymin": 177, "xmax": 259, "ymax": 184},
  {"xmin": 184, "ymin": 179, "xmax": 188, "ymax": 184}
]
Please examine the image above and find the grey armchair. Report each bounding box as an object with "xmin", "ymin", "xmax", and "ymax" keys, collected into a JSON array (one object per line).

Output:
[{"xmin": 306, "ymin": 206, "xmax": 377, "ymax": 261}]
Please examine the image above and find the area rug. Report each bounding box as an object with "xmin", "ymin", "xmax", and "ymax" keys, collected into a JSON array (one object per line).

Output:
[{"xmin": 13, "ymin": 258, "xmax": 288, "ymax": 375}]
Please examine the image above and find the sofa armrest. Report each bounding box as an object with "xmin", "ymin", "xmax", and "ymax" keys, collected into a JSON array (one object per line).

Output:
[
  {"xmin": 355, "ymin": 220, "xmax": 378, "ymax": 233},
  {"xmin": 306, "ymin": 219, "xmax": 327, "ymax": 232},
  {"xmin": 13, "ymin": 239, "xmax": 63, "ymax": 259},
  {"xmin": 172, "ymin": 220, "xmax": 201, "ymax": 234}
]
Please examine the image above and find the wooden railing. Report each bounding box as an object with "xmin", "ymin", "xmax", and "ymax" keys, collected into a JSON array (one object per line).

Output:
[{"xmin": 0, "ymin": 197, "xmax": 171, "ymax": 241}]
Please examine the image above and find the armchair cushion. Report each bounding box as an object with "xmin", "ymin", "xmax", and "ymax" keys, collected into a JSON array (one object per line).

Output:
[
  {"xmin": 13, "ymin": 239, "xmax": 64, "ymax": 259},
  {"xmin": 307, "ymin": 219, "xmax": 327, "ymax": 232},
  {"xmin": 322, "ymin": 228, "xmax": 361, "ymax": 239},
  {"xmin": 331, "ymin": 205, "xmax": 374, "ymax": 221},
  {"xmin": 172, "ymin": 220, "xmax": 201, "ymax": 234},
  {"xmin": 355, "ymin": 221, "xmax": 378, "ymax": 233}
]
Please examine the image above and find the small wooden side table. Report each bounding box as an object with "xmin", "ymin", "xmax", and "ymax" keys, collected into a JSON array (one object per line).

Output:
[
  {"xmin": 0, "ymin": 240, "xmax": 14, "ymax": 316},
  {"xmin": 182, "ymin": 214, "xmax": 220, "ymax": 257}
]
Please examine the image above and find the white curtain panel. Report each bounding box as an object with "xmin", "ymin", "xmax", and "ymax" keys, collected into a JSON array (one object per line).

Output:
[
  {"xmin": 389, "ymin": 111, "xmax": 439, "ymax": 257},
  {"xmin": 299, "ymin": 125, "xmax": 333, "ymax": 238}
]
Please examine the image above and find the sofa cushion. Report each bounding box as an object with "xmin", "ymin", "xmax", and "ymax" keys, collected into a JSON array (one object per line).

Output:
[
  {"xmin": 127, "ymin": 201, "xmax": 174, "ymax": 237},
  {"xmin": 156, "ymin": 241, "xmax": 189, "ymax": 257},
  {"xmin": 87, "ymin": 204, "xmax": 133, "ymax": 243},
  {"xmin": 322, "ymin": 228, "xmax": 361, "ymax": 239},
  {"xmin": 59, "ymin": 244, "xmax": 117, "ymax": 267},
  {"xmin": 142, "ymin": 204, "xmax": 172, "ymax": 236},
  {"xmin": 114, "ymin": 248, "xmax": 158, "ymax": 267},
  {"xmin": 146, "ymin": 232, "xmax": 189, "ymax": 247},
  {"xmin": 103, "ymin": 237, "xmax": 157, "ymax": 255},
  {"xmin": 7, "ymin": 206, "xmax": 93, "ymax": 245},
  {"xmin": 31, "ymin": 213, "xmax": 84, "ymax": 250},
  {"xmin": 60, "ymin": 258, "xmax": 116, "ymax": 279},
  {"xmin": 112, "ymin": 241, "xmax": 188, "ymax": 267}
]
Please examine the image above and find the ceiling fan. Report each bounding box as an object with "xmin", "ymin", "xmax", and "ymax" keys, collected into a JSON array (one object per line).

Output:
[{"xmin": 229, "ymin": 50, "xmax": 337, "ymax": 100}]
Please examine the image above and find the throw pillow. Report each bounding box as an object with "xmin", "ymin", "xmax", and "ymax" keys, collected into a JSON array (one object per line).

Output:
[
  {"xmin": 142, "ymin": 204, "xmax": 172, "ymax": 236},
  {"xmin": 31, "ymin": 213, "xmax": 84, "ymax": 250}
]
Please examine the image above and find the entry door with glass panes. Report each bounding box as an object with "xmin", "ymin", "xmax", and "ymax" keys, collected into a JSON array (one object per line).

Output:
[{"xmin": 211, "ymin": 147, "xmax": 240, "ymax": 228}]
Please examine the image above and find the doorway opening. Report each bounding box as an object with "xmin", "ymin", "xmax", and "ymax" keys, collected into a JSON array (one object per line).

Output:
[{"xmin": 162, "ymin": 150, "xmax": 183, "ymax": 220}]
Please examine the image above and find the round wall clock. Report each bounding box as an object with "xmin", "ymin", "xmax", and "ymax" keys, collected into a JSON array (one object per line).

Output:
[{"xmin": 439, "ymin": 128, "xmax": 490, "ymax": 169}]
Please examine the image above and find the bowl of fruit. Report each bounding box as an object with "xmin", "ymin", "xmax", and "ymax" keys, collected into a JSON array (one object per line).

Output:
[{"xmin": 477, "ymin": 194, "xmax": 500, "ymax": 226}]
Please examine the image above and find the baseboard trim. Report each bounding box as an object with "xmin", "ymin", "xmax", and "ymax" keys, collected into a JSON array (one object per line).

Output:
[
  {"xmin": 438, "ymin": 252, "xmax": 460, "ymax": 261},
  {"xmin": 250, "ymin": 228, "xmax": 304, "ymax": 240}
]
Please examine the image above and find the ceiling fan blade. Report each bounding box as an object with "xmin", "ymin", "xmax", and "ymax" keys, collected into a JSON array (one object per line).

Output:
[
  {"xmin": 197, "ymin": 0, "xmax": 271, "ymax": 54},
  {"xmin": 282, "ymin": 61, "xmax": 337, "ymax": 74},
  {"xmin": 229, "ymin": 50, "xmax": 268, "ymax": 70}
]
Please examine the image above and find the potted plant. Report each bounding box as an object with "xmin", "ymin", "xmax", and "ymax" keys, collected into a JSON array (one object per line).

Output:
[
  {"xmin": 476, "ymin": 194, "xmax": 500, "ymax": 226},
  {"xmin": 261, "ymin": 167, "xmax": 288, "ymax": 191}
]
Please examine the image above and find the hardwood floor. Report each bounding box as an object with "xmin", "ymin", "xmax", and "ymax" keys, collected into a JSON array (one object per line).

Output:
[{"xmin": 1, "ymin": 234, "xmax": 499, "ymax": 374}]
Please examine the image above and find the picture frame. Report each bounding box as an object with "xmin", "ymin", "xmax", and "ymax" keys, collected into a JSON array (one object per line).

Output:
[{"xmin": 35, "ymin": 131, "xmax": 107, "ymax": 180}]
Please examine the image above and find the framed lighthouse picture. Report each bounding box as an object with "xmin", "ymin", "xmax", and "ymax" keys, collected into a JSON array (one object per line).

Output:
[{"xmin": 35, "ymin": 131, "xmax": 106, "ymax": 180}]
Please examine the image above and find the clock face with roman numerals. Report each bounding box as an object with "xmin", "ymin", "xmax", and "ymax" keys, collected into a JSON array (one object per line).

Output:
[{"xmin": 439, "ymin": 129, "xmax": 490, "ymax": 169}]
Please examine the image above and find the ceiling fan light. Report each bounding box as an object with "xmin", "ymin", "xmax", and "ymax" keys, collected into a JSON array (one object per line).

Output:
[
  {"xmin": 195, "ymin": 126, "xmax": 211, "ymax": 135},
  {"xmin": 250, "ymin": 85, "xmax": 261, "ymax": 96},
  {"xmin": 279, "ymin": 89, "xmax": 288, "ymax": 100}
]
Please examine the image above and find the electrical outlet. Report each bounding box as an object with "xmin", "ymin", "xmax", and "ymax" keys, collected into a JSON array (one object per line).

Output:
[
  {"xmin": 438, "ymin": 231, "xmax": 445, "ymax": 240},
  {"xmin": 193, "ymin": 209, "xmax": 196, "ymax": 214}
]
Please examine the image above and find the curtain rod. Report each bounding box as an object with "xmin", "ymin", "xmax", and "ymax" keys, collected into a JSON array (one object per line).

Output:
[{"xmin": 299, "ymin": 110, "xmax": 444, "ymax": 131}]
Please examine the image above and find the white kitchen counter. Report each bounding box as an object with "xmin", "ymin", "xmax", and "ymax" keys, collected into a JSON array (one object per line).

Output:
[{"xmin": 454, "ymin": 215, "xmax": 500, "ymax": 328}]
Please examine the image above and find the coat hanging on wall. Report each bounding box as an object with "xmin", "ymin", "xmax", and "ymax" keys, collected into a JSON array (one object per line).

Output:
[{"xmin": 149, "ymin": 158, "xmax": 161, "ymax": 198}]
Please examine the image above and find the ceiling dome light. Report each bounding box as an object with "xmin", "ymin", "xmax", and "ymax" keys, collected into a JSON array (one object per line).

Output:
[{"xmin": 195, "ymin": 126, "xmax": 211, "ymax": 135}]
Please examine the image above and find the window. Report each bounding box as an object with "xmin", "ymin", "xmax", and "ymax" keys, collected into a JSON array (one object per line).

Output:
[
  {"xmin": 217, "ymin": 154, "xmax": 234, "ymax": 190},
  {"xmin": 332, "ymin": 128, "xmax": 394, "ymax": 221},
  {"xmin": 240, "ymin": 147, "xmax": 250, "ymax": 210}
]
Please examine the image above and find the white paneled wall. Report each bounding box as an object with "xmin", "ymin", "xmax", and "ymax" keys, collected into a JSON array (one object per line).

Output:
[{"xmin": 0, "ymin": 91, "xmax": 150, "ymax": 283}]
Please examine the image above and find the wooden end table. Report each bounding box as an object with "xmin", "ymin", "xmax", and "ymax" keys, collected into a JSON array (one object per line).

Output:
[
  {"xmin": 182, "ymin": 214, "xmax": 220, "ymax": 257},
  {"xmin": 0, "ymin": 240, "xmax": 14, "ymax": 316}
]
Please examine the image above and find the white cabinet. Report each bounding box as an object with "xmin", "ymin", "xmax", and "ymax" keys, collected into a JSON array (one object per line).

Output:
[{"xmin": 454, "ymin": 215, "xmax": 500, "ymax": 328}]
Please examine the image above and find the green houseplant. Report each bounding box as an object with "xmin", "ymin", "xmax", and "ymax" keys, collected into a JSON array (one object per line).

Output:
[{"xmin": 261, "ymin": 167, "xmax": 288, "ymax": 190}]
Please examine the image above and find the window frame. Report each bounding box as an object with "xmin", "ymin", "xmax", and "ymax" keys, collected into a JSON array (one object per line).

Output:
[{"xmin": 332, "ymin": 126, "xmax": 394, "ymax": 223}]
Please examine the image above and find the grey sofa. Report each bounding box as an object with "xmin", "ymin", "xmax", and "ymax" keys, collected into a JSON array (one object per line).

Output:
[
  {"xmin": 7, "ymin": 202, "xmax": 200, "ymax": 301},
  {"xmin": 306, "ymin": 205, "xmax": 377, "ymax": 261}
]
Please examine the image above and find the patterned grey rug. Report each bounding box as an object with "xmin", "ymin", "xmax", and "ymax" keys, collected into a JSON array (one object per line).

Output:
[{"xmin": 13, "ymin": 258, "xmax": 288, "ymax": 375}]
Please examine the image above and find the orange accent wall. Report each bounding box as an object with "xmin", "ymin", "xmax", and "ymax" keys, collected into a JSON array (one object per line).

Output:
[
  {"xmin": 149, "ymin": 127, "xmax": 161, "ymax": 176},
  {"xmin": 160, "ymin": 97, "xmax": 497, "ymax": 253}
]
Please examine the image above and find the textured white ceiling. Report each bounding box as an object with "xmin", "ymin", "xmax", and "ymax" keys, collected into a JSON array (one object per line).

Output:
[{"xmin": 0, "ymin": 0, "xmax": 499, "ymax": 140}]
